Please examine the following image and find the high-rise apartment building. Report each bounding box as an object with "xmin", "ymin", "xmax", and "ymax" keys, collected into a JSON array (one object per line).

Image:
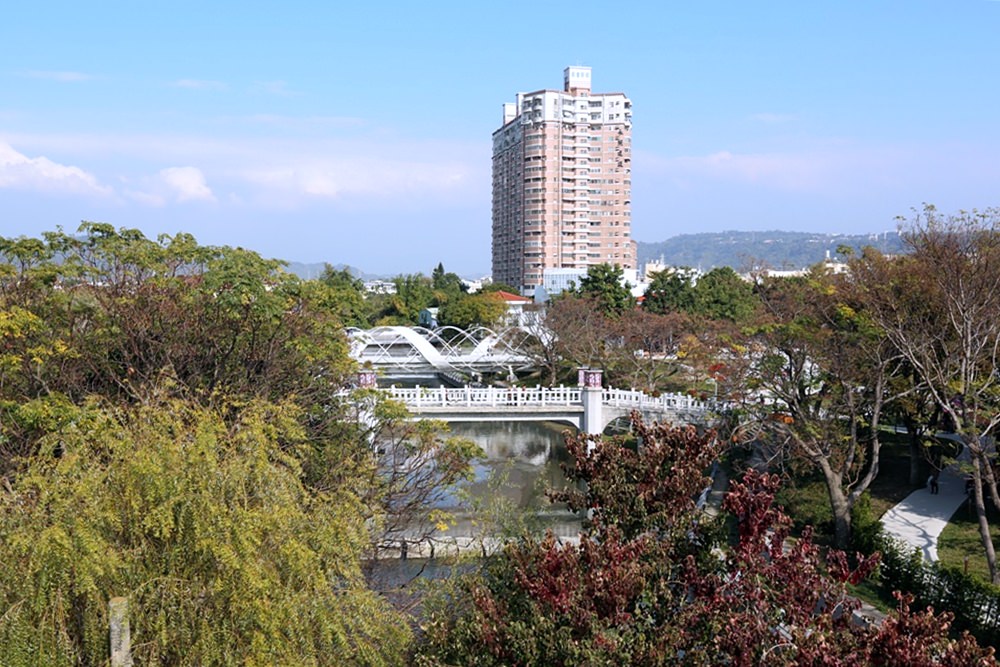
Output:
[{"xmin": 492, "ymin": 66, "xmax": 634, "ymax": 293}]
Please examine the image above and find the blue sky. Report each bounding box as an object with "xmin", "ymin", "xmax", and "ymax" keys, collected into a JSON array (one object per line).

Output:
[{"xmin": 3, "ymin": 1, "xmax": 999, "ymax": 276}]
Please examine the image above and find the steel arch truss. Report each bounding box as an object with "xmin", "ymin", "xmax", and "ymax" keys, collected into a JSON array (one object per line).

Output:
[{"xmin": 346, "ymin": 325, "xmax": 537, "ymax": 375}]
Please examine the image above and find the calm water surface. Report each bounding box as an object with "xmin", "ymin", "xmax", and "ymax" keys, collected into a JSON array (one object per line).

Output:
[{"xmin": 447, "ymin": 420, "xmax": 576, "ymax": 512}]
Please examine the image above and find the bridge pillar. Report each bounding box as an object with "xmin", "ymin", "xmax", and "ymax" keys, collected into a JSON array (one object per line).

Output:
[
  {"xmin": 579, "ymin": 369, "xmax": 604, "ymax": 437},
  {"xmin": 357, "ymin": 369, "xmax": 378, "ymax": 389}
]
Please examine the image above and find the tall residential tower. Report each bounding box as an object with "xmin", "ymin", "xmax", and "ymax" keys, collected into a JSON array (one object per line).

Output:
[{"xmin": 491, "ymin": 66, "xmax": 634, "ymax": 293}]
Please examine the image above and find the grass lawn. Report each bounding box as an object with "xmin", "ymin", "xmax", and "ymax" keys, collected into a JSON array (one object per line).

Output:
[{"xmin": 938, "ymin": 499, "xmax": 1000, "ymax": 583}]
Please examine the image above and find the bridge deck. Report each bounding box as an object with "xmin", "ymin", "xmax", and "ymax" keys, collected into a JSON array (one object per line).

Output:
[
  {"xmin": 384, "ymin": 385, "xmax": 711, "ymax": 411},
  {"xmin": 380, "ymin": 385, "xmax": 716, "ymax": 432}
]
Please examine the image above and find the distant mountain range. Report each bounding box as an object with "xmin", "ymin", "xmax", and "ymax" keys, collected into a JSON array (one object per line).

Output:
[
  {"xmin": 637, "ymin": 230, "xmax": 906, "ymax": 271},
  {"xmin": 282, "ymin": 230, "xmax": 908, "ymax": 281},
  {"xmin": 283, "ymin": 262, "xmax": 378, "ymax": 281}
]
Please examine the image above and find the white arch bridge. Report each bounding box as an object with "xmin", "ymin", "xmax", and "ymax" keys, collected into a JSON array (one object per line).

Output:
[
  {"xmin": 346, "ymin": 325, "xmax": 538, "ymax": 376},
  {"xmin": 381, "ymin": 384, "xmax": 719, "ymax": 434}
]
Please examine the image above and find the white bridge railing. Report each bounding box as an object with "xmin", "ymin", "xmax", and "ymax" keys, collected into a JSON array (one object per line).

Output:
[
  {"xmin": 383, "ymin": 385, "xmax": 713, "ymax": 414},
  {"xmin": 602, "ymin": 387, "xmax": 714, "ymax": 414}
]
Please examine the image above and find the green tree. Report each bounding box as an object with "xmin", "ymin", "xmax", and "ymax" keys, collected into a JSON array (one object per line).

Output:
[
  {"xmin": 437, "ymin": 292, "xmax": 507, "ymax": 329},
  {"xmin": 0, "ymin": 224, "xmax": 352, "ymax": 406},
  {"xmin": 743, "ymin": 268, "xmax": 903, "ymax": 549},
  {"xmin": 478, "ymin": 281, "xmax": 521, "ymax": 296},
  {"xmin": 691, "ymin": 266, "xmax": 758, "ymax": 323},
  {"xmin": 372, "ymin": 274, "xmax": 434, "ymax": 325},
  {"xmin": 0, "ymin": 225, "xmax": 484, "ymax": 664},
  {"xmin": 318, "ymin": 265, "xmax": 371, "ymax": 327},
  {"xmin": 573, "ymin": 263, "xmax": 634, "ymax": 317},
  {"xmin": 642, "ymin": 268, "xmax": 695, "ymax": 315},
  {"xmin": 854, "ymin": 206, "xmax": 1000, "ymax": 582},
  {"xmin": 430, "ymin": 262, "xmax": 467, "ymax": 306},
  {"xmin": 0, "ymin": 225, "xmax": 355, "ymax": 473},
  {"xmin": 0, "ymin": 395, "xmax": 410, "ymax": 666}
]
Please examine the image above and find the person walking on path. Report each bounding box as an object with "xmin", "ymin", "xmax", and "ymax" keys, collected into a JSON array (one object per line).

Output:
[
  {"xmin": 882, "ymin": 447, "xmax": 971, "ymax": 562},
  {"xmin": 928, "ymin": 472, "xmax": 940, "ymax": 494}
]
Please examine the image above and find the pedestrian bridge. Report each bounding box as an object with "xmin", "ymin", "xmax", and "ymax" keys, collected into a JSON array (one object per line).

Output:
[
  {"xmin": 347, "ymin": 325, "xmax": 536, "ymax": 376},
  {"xmin": 381, "ymin": 384, "xmax": 717, "ymax": 434}
]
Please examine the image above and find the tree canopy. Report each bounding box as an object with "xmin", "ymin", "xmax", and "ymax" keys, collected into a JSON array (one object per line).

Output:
[
  {"xmin": 571, "ymin": 263, "xmax": 634, "ymax": 317},
  {"xmin": 643, "ymin": 266, "xmax": 757, "ymax": 323},
  {"xmin": 740, "ymin": 268, "xmax": 902, "ymax": 548},
  {"xmin": 854, "ymin": 205, "xmax": 1000, "ymax": 582},
  {"xmin": 691, "ymin": 266, "xmax": 757, "ymax": 323},
  {"xmin": 0, "ymin": 225, "xmax": 478, "ymax": 665},
  {"xmin": 0, "ymin": 225, "xmax": 356, "ymax": 471},
  {"xmin": 437, "ymin": 291, "xmax": 507, "ymax": 329},
  {"xmin": 0, "ymin": 395, "xmax": 410, "ymax": 666},
  {"xmin": 417, "ymin": 415, "xmax": 992, "ymax": 665},
  {"xmin": 642, "ymin": 267, "xmax": 696, "ymax": 315}
]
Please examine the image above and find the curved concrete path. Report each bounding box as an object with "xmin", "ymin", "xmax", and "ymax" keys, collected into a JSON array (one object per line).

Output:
[{"xmin": 879, "ymin": 464, "xmax": 968, "ymax": 561}]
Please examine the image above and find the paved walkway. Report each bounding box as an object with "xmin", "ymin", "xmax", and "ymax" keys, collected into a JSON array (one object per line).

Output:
[{"xmin": 879, "ymin": 464, "xmax": 968, "ymax": 561}]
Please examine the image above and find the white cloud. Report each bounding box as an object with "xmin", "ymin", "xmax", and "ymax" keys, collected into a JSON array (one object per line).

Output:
[
  {"xmin": 126, "ymin": 166, "xmax": 215, "ymax": 206},
  {"xmin": 171, "ymin": 79, "xmax": 228, "ymax": 91},
  {"xmin": 239, "ymin": 157, "xmax": 472, "ymax": 203},
  {"xmin": 18, "ymin": 70, "xmax": 93, "ymax": 82},
  {"xmin": 160, "ymin": 167, "xmax": 215, "ymax": 202},
  {"xmin": 0, "ymin": 142, "xmax": 112, "ymax": 196},
  {"xmin": 2, "ymin": 130, "xmax": 487, "ymax": 208}
]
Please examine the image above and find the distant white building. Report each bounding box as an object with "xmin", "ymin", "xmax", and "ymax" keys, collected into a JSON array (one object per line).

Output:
[
  {"xmin": 462, "ymin": 277, "xmax": 490, "ymax": 293},
  {"xmin": 364, "ymin": 280, "xmax": 397, "ymax": 295},
  {"xmin": 745, "ymin": 251, "xmax": 847, "ymax": 281},
  {"xmin": 642, "ymin": 257, "xmax": 671, "ymax": 281},
  {"xmin": 539, "ymin": 266, "xmax": 640, "ymax": 298}
]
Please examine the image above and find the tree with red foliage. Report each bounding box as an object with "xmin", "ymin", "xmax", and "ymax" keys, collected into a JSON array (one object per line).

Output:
[{"xmin": 417, "ymin": 414, "xmax": 994, "ymax": 666}]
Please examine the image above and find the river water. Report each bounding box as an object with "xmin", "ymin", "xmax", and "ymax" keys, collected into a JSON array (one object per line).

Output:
[
  {"xmin": 448, "ymin": 420, "xmax": 575, "ymax": 511},
  {"xmin": 376, "ymin": 377, "xmax": 584, "ymax": 547},
  {"xmin": 367, "ymin": 419, "xmax": 581, "ymax": 598}
]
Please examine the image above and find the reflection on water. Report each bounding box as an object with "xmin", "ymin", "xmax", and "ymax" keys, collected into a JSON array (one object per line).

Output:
[{"xmin": 447, "ymin": 420, "xmax": 576, "ymax": 512}]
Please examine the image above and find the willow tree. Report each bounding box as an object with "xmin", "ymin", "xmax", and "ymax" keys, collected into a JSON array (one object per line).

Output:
[
  {"xmin": 854, "ymin": 206, "xmax": 1000, "ymax": 583},
  {"xmin": 0, "ymin": 396, "xmax": 410, "ymax": 666}
]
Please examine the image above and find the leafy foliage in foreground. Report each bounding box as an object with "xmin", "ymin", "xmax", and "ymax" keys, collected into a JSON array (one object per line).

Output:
[
  {"xmin": 0, "ymin": 224, "xmax": 354, "ymax": 476},
  {"xmin": 0, "ymin": 395, "xmax": 410, "ymax": 666},
  {"xmin": 416, "ymin": 415, "xmax": 995, "ymax": 666},
  {"xmin": 0, "ymin": 226, "xmax": 473, "ymax": 665}
]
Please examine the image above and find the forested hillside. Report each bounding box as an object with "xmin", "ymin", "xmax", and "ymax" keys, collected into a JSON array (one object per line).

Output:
[{"xmin": 638, "ymin": 230, "xmax": 906, "ymax": 270}]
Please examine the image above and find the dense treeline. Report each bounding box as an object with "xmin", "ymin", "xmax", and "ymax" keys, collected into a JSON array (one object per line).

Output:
[
  {"xmin": 4, "ymin": 209, "xmax": 1000, "ymax": 664},
  {"xmin": 545, "ymin": 208, "xmax": 1000, "ymax": 567},
  {"xmin": 0, "ymin": 224, "xmax": 474, "ymax": 665},
  {"xmin": 318, "ymin": 261, "xmax": 509, "ymax": 330}
]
